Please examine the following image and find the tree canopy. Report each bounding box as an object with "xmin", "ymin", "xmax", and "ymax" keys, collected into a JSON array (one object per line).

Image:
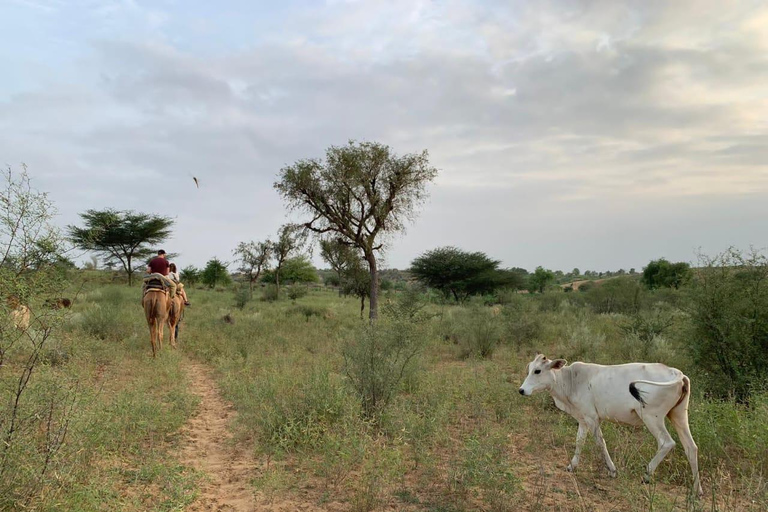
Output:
[
  {"xmin": 275, "ymin": 140, "xmax": 438, "ymax": 319},
  {"xmin": 641, "ymin": 258, "xmax": 692, "ymax": 289},
  {"xmin": 201, "ymin": 258, "xmax": 231, "ymax": 289},
  {"xmin": 67, "ymin": 209, "xmax": 173, "ymax": 286},
  {"xmin": 261, "ymin": 256, "xmax": 318, "ymax": 285},
  {"xmin": 233, "ymin": 240, "xmax": 272, "ymax": 292},
  {"xmin": 528, "ymin": 266, "xmax": 555, "ymax": 293},
  {"xmin": 410, "ymin": 247, "xmax": 523, "ymax": 302}
]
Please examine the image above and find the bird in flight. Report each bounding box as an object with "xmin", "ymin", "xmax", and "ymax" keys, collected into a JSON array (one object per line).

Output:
[{"xmin": 193, "ymin": 177, "xmax": 199, "ymax": 189}]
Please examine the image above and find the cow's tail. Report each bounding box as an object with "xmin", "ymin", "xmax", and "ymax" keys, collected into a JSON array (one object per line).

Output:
[{"xmin": 629, "ymin": 376, "xmax": 689, "ymax": 409}]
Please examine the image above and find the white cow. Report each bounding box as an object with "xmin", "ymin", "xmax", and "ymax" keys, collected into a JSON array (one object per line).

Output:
[{"xmin": 519, "ymin": 354, "xmax": 702, "ymax": 496}]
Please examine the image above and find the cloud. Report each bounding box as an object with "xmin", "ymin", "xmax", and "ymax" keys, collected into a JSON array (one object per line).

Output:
[{"xmin": 1, "ymin": 0, "xmax": 767, "ymax": 270}]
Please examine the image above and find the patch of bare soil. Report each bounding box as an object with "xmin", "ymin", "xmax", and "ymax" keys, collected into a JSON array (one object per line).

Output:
[{"xmin": 179, "ymin": 360, "xmax": 258, "ymax": 511}]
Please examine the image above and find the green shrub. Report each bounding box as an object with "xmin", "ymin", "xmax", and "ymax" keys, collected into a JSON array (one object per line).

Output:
[
  {"xmin": 233, "ymin": 286, "xmax": 251, "ymax": 310},
  {"xmin": 687, "ymin": 249, "xmax": 768, "ymax": 403},
  {"xmin": 582, "ymin": 276, "xmax": 643, "ymax": 314},
  {"xmin": 286, "ymin": 285, "xmax": 309, "ymax": 301},
  {"xmin": 455, "ymin": 306, "xmax": 503, "ymax": 359},
  {"xmin": 344, "ymin": 294, "xmax": 427, "ymax": 418},
  {"xmin": 261, "ymin": 284, "xmax": 279, "ymax": 302}
]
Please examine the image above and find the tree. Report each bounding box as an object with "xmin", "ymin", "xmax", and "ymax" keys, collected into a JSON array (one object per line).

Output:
[
  {"xmin": 688, "ymin": 249, "xmax": 768, "ymax": 404},
  {"xmin": 320, "ymin": 238, "xmax": 371, "ymax": 317},
  {"xmin": 201, "ymin": 258, "xmax": 231, "ymax": 288},
  {"xmin": 571, "ymin": 268, "xmax": 581, "ymax": 277},
  {"xmin": 261, "ymin": 256, "xmax": 318, "ymax": 285},
  {"xmin": 272, "ymin": 224, "xmax": 306, "ymax": 300},
  {"xmin": 233, "ymin": 240, "xmax": 272, "ymax": 293},
  {"xmin": 528, "ymin": 266, "xmax": 555, "ymax": 293},
  {"xmin": 275, "ymin": 140, "xmax": 438, "ymax": 320},
  {"xmin": 180, "ymin": 265, "xmax": 201, "ymax": 285},
  {"xmin": 68, "ymin": 209, "xmax": 173, "ymax": 286},
  {"xmin": 641, "ymin": 258, "xmax": 692, "ymax": 289},
  {"xmin": 410, "ymin": 247, "xmax": 520, "ymax": 302}
]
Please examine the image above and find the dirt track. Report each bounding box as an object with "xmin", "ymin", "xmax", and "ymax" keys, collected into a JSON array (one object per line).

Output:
[{"xmin": 179, "ymin": 361, "xmax": 257, "ymax": 511}]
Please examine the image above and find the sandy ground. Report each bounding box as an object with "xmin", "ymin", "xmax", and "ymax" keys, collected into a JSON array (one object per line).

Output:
[{"xmin": 179, "ymin": 360, "xmax": 258, "ymax": 511}]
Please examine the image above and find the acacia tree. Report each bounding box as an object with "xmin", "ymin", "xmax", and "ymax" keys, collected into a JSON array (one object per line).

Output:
[
  {"xmin": 275, "ymin": 141, "xmax": 438, "ymax": 320},
  {"xmin": 410, "ymin": 246, "xmax": 521, "ymax": 302},
  {"xmin": 201, "ymin": 258, "xmax": 231, "ymax": 289},
  {"xmin": 272, "ymin": 224, "xmax": 306, "ymax": 300},
  {"xmin": 233, "ymin": 240, "xmax": 272, "ymax": 293},
  {"xmin": 320, "ymin": 238, "xmax": 371, "ymax": 317},
  {"xmin": 68, "ymin": 209, "xmax": 173, "ymax": 286},
  {"xmin": 528, "ymin": 266, "xmax": 555, "ymax": 293}
]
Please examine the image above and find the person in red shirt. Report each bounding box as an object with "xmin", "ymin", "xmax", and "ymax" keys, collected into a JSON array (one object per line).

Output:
[{"xmin": 143, "ymin": 250, "xmax": 177, "ymax": 298}]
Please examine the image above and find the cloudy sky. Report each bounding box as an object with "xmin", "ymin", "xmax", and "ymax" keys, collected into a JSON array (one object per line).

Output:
[{"xmin": 1, "ymin": 0, "xmax": 767, "ymax": 272}]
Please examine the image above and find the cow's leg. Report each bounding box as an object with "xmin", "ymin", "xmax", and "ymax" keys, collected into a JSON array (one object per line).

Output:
[
  {"xmin": 641, "ymin": 414, "xmax": 676, "ymax": 482},
  {"xmin": 668, "ymin": 406, "xmax": 703, "ymax": 496},
  {"xmin": 567, "ymin": 422, "xmax": 588, "ymax": 472},
  {"xmin": 589, "ymin": 420, "xmax": 617, "ymax": 477}
]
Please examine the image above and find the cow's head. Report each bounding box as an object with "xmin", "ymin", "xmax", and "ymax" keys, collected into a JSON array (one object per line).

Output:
[{"xmin": 518, "ymin": 354, "xmax": 567, "ymax": 396}]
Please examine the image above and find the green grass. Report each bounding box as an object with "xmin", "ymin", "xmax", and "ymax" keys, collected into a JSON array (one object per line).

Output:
[{"xmin": 4, "ymin": 279, "xmax": 767, "ymax": 511}]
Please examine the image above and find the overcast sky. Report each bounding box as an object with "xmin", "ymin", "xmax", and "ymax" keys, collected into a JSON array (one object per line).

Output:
[{"xmin": 2, "ymin": 0, "xmax": 767, "ymax": 272}]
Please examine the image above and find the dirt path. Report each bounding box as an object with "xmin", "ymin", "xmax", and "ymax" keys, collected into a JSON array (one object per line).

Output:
[{"xmin": 179, "ymin": 360, "xmax": 257, "ymax": 511}]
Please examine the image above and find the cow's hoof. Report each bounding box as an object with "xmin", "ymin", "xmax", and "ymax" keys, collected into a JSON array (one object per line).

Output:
[
  {"xmin": 566, "ymin": 464, "xmax": 574, "ymax": 473},
  {"xmin": 642, "ymin": 473, "xmax": 651, "ymax": 484},
  {"xmin": 608, "ymin": 470, "xmax": 617, "ymax": 478}
]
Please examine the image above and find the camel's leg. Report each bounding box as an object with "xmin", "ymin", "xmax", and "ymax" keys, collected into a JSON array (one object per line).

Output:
[{"xmin": 145, "ymin": 298, "xmax": 157, "ymax": 358}]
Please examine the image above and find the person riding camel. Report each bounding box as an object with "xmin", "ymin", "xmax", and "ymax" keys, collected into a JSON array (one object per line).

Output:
[
  {"xmin": 143, "ymin": 250, "xmax": 176, "ymax": 300},
  {"xmin": 168, "ymin": 262, "xmax": 191, "ymax": 306}
]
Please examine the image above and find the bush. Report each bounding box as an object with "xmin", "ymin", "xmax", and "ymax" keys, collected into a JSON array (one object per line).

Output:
[
  {"xmin": 455, "ymin": 306, "xmax": 504, "ymax": 359},
  {"xmin": 343, "ymin": 294, "xmax": 427, "ymax": 418},
  {"xmin": 582, "ymin": 276, "xmax": 643, "ymax": 314},
  {"xmin": 286, "ymin": 285, "xmax": 308, "ymax": 301},
  {"xmin": 233, "ymin": 286, "xmax": 251, "ymax": 310},
  {"xmin": 687, "ymin": 249, "xmax": 768, "ymax": 403},
  {"xmin": 261, "ymin": 284, "xmax": 278, "ymax": 302}
]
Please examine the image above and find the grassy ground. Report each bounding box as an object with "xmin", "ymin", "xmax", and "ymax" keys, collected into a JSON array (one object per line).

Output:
[
  {"xmin": 3, "ymin": 280, "xmax": 767, "ymax": 511},
  {"xmin": 179, "ymin": 284, "xmax": 766, "ymax": 512}
]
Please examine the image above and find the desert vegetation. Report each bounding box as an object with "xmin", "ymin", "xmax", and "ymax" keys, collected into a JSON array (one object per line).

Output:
[{"xmin": 3, "ymin": 161, "xmax": 767, "ymax": 512}]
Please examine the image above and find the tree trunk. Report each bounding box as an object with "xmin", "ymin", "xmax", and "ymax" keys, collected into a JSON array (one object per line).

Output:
[
  {"xmin": 360, "ymin": 295, "xmax": 365, "ymax": 319},
  {"xmin": 276, "ymin": 267, "xmax": 281, "ymax": 300},
  {"xmin": 127, "ymin": 255, "xmax": 133, "ymax": 286},
  {"xmin": 365, "ymin": 251, "xmax": 378, "ymax": 321}
]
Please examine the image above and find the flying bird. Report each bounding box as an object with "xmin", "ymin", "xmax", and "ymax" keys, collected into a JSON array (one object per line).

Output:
[{"xmin": 193, "ymin": 176, "xmax": 199, "ymax": 189}]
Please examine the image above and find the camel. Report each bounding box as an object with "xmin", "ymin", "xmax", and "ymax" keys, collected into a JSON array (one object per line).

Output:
[
  {"xmin": 167, "ymin": 293, "xmax": 185, "ymax": 348},
  {"xmin": 10, "ymin": 304, "xmax": 31, "ymax": 331},
  {"xmin": 143, "ymin": 289, "xmax": 171, "ymax": 357}
]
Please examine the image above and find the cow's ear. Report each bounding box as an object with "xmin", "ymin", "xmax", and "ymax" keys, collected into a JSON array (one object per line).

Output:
[{"xmin": 550, "ymin": 359, "xmax": 567, "ymax": 370}]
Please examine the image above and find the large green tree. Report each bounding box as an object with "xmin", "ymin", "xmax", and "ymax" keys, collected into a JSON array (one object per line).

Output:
[
  {"xmin": 261, "ymin": 256, "xmax": 318, "ymax": 285},
  {"xmin": 410, "ymin": 247, "xmax": 521, "ymax": 302},
  {"xmin": 275, "ymin": 141, "xmax": 438, "ymax": 320},
  {"xmin": 528, "ymin": 266, "xmax": 555, "ymax": 293},
  {"xmin": 68, "ymin": 209, "xmax": 173, "ymax": 286},
  {"xmin": 201, "ymin": 258, "xmax": 231, "ymax": 289},
  {"xmin": 641, "ymin": 258, "xmax": 692, "ymax": 289}
]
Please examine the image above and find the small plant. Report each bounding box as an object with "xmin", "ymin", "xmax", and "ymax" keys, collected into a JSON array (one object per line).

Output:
[
  {"xmin": 455, "ymin": 306, "xmax": 503, "ymax": 359},
  {"xmin": 286, "ymin": 285, "xmax": 308, "ymax": 301},
  {"xmin": 233, "ymin": 285, "xmax": 251, "ymax": 310},
  {"xmin": 261, "ymin": 284, "xmax": 279, "ymax": 302}
]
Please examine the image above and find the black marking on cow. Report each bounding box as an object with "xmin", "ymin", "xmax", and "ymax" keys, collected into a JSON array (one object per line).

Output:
[{"xmin": 629, "ymin": 382, "xmax": 647, "ymax": 407}]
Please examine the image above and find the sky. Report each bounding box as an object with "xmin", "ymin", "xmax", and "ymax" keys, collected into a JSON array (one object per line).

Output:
[{"xmin": 1, "ymin": 0, "xmax": 767, "ymax": 272}]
